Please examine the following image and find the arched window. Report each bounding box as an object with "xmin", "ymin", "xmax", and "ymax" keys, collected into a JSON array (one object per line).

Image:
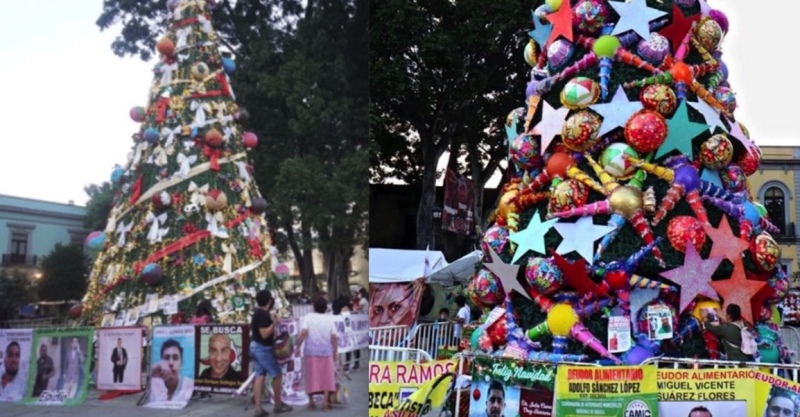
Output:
[{"xmin": 764, "ymin": 187, "xmax": 786, "ymax": 234}]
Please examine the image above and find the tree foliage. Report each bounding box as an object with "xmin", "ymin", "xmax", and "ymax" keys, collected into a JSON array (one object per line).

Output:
[
  {"xmin": 0, "ymin": 270, "xmax": 37, "ymax": 321},
  {"xmin": 84, "ymin": 182, "xmax": 115, "ymax": 231},
  {"xmin": 370, "ymin": 0, "xmax": 530, "ymax": 249},
  {"xmin": 38, "ymin": 244, "xmax": 89, "ymax": 302}
]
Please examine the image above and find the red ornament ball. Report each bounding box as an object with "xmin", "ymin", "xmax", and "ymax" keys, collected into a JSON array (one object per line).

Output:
[
  {"xmin": 242, "ymin": 131, "xmax": 258, "ymax": 149},
  {"xmin": 624, "ymin": 110, "xmax": 668, "ymax": 154},
  {"xmin": 561, "ymin": 111, "xmax": 601, "ymax": 152},
  {"xmin": 667, "ymin": 216, "xmax": 706, "ymax": 253},
  {"xmin": 737, "ymin": 146, "xmax": 762, "ymax": 176},
  {"xmin": 157, "ymin": 37, "xmax": 175, "ymax": 56},
  {"xmin": 205, "ymin": 129, "xmax": 224, "ymax": 148},
  {"xmin": 206, "ymin": 189, "xmax": 228, "ymax": 211},
  {"xmin": 486, "ymin": 315, "xmax": 508, "ymax": 347},
  {"xmin": 151, "ymin": 191, "xmax": 171, "ymax": 210},
  {"xmin": 473, "ymin": 388, "xmax": 481, "ymax": 401},
  {"xmin": 671, "ymin": 62, "xmax": 693, "ymax": 84},
  {"xmin": 605, "ymin": 270, "xmax": 628, "ymax": 291},
  {"xmin": 639, "ymin": 84, "xmax": 677, "ymax": 115},
  {"xmin": 546, "ymin": 152, "xmax": 576, "ymax": 178},
  {"xmin": 69, "ymin": 304, "xmax": 83, "ymax": 319}
]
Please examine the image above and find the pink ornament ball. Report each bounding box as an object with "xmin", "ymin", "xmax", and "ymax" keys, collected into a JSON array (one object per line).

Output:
[
  {"xmin": 481, "ymin": 225, "xmax": 509, "ymax": 257},
  {"xmin": 130, "ymin": 106, "xmax": 146, "ymax": 122},
  {"xmin": 243, "ymin": 131, "xmax": 258, "ymax": 148}
]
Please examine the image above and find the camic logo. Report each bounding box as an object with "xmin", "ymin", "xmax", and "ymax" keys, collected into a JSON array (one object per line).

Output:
[{"xmin": 624, "ymin": 399, "xmax": 652, "ymax": 417}]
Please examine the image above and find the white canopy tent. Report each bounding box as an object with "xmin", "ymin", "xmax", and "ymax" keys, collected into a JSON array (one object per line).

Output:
[{"xmin": 368, "ymin": 248, "xmax": 481, "ymax": 286}]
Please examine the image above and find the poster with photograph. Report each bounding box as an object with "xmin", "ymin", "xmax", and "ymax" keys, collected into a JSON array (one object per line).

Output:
[
  {"xmin": 276, "ymin": 318, "xmax": 308, "ymax": 406},
  {"xmin": 369, "ymin": 280, "xmax": 426, "ymax": 328},
  {"xmin": 0, "ymin": 329, "xmax": 33, "ymax": 402},
  {"xmin": 96, "ymin": 327, "xmax": 144, "ymax": 391},
  {"xmin": 23, "ymin": 327, "xmax": 94, "ymax": 405},
  {"xmin": 469, "ymin": 357, "xmax": 556, "ymax": 417},
  {"xmin": 144, "ymin": 325, "xmax": 195, "ymax": 410},
  {"xmin": 607, "ymin": 316, "xmax": 631, "ymax": 353},
  {"xmin": 555, "ymin": 366, "xmax": 657, "ymax": 417},
  {"xmin": 194, "ymin": 324, "xmax": 249, "ymax": 394},
  {"xmin": 646, "ymin": 305, "xmax": 673, "ymax": 340},
  {"xmin": 754, "ymin": 370, "xmax": 800, "ymax": 417},
  {"xmin": 657, "ymin": 368, "xmax": 756, "ymax": 417}
]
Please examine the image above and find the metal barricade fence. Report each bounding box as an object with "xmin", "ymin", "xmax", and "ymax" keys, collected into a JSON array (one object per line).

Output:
[
  {"xmin": 369, "ymin": 345, "xmax": 433, "ymax": 363},
  {"xmin": 781, "ymin": 326, "xmax": 800, "ymax": 362},
  {"xmin": 407, "ymin": 322, "xmax": 456, "ymax": 360},
  {"xmin": 370, "ymin": 324, "xmax": 410, "ymax": 347}
]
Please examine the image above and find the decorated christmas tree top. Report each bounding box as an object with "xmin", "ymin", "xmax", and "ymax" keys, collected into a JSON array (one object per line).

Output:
[
  {"xmin": 468, "ymin": 0, "xmax": 790, "ymax": 365},
  {"xmin": 80, "ymin": 0, "xmax": 288, "ymax": 325}
]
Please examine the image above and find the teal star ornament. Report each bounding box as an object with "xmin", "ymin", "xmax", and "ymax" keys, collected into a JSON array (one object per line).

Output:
[
  {"xmin": 529, "ymin": 10, "xmax": 552, "ymax": 50},
  {"xmin": 553, "ymin": 216, "xmax": 617, "ymax": 262},
  {"xmin": 532, "ymin": 99, "xmax": 570, "ymax": 155},
  {"xmin": 609, "ymin": 0, "xmax": 668, "ymax": 39},
  {"xmin": 655, "ymin": 101, "xmax": 709, "ymax": 159},
  {"xmin": 589, "ymin": 86, "xmax": 643, "ymax": 137},
  {"xmin": 485, "ymin": 249, "xmax": 530, "ymax": 300},
  {"xmin": 509, "ymin": 211, "xmax": 558, "ymax": 264},
  {"xmin": 688, "ymin": 99, "xmax": 727, "ymax": 133},
  {"xmin": 700, "ymin": 168, "xmax": 723, "ymax": 188}
]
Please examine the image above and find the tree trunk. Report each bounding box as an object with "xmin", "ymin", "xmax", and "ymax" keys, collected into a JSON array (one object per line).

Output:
[
  {"xmin": 286, "ymin": 222, "xmax": 317, "ymax": 296},
  {"xmin": 416, "ymin": 143, "xmax": 438, "ymax": 250},
  {"xmin": 327, "ymin": 243, "xmax": 353, "ymax": 301}
]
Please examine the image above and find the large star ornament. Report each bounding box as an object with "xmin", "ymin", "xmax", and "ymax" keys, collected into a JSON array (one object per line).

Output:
[
  {"xmin": 703, "ymin": 216, "xmax": 749, "ymax": 263},
  {"xmin": 657, "ymin": 4, "xmax": 701, "ymax": 55},
  {"xmin": 589, "ymin": 86, "xmax": 644, "ymax": 137},
  {"xmin": 485, "ymin": 249, "xmax": 530, "ymax": 300},
  {"xmin": 545, "ymin": 0, "xmax": 574, "ymax": 45},
  {"xmin": 688, "ymin": 99, "xmax": 728, "ymax": 133},
  {"xmin": 655, "ymin": 101, "xmax": 710, "ymax": 159},
  {"xmin": 552, "ymin": 252, "xmax": 608, "ymax": 297},
  {"xmin": 532, "ymin": 100, "xmax": 570, "ymax": 155},
  {"xmin": 509, "ymin": 211, "xmax": 558, "ymax": 263},
  {"xmin": 553, "ymin": 217, "xmax": 617, "ymax": 262},
  {"xmin": 529, "ymin": 10, "xmax": 552, "ymax": 49},
  {"xmin": 659, "ymin": 242, "xmax": 723, "ymax": 312},
  {"xmin": 609, "ymin": 0, "xmax": 668, "ymax": 39},
  {"xmin": 709, "ymin": 272, "xmax": 767, "ymax": 325}
]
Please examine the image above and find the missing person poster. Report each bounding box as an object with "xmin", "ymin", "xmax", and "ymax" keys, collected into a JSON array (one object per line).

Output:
[
  {"xmin": 754, "ymin": 370, "xmax": 800, "ymax": 417},
  {"xmin": 554, "ymin": 365, "xmax": 658, "ymax": 417},
  {"xmin": 23, "ymin": 327, "xmax": 94, "ymax": 405},
  {"xmin": 194, "ymin": 324, "xmax": 249, "ymax": 394},
  {"xmin": 369, "ymin": 360, "xmax": 457, "ymax": 417},
  {"xmin": 469, "ymin": 357, "xmax": 556, "ymax": 417},
  {"xmin": 0, "ymin": 329, "xmax": 33, "ymax": 402},
  {"xmin": 144, "ymin": 325, "xmax": 195, "ymax": 410},
  {"xmin": 96, "ymin": 327, "xmax": 144, "ymax": 391},
  {"xmin": 657, "ymin": 368, "xmax": 756, "ymax": 417},
  {"xmin": 335, "ymin": 313, "xmax": 370, "ymax": 353}
]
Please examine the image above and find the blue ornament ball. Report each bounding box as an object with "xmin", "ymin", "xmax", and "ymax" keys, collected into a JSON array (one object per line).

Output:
[
  {"xmin": 86, "ymin": 231, "xmax": 106, "ymax": 252},
  {"xmin": 221, "ymin": 57, "xmax": 236, "ymax": 75},
  {"xmin": 143, "ymin": 128, "xmax": 160, "ymax": 145},
  {"xmin": 110, "ymin": 168, "xmax": 125, "ymax": 185},
  {"xmin": 141, "ymin": 264, "xmax": 164, "ymax": 286}
]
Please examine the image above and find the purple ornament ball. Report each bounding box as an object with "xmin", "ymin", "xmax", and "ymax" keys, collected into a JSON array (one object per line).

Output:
[
  {"xmin": 572, "ymin": 0, "xmax": 610, "ymax": 36},
  {"xmin": 510, "ymin": 134, "xmax": 541, "ymax": 171},
  {"xmin": 526, "ymin": 81, "xmax": 538, "ymax": 98},
  {"xmin": 525, "ymin": 257, "xmax": 562, "ymax": 294},
  {"xmin": 636, "ymin": 33, "xmax": 669, "ymax": 65},
  {"xmin": 141, "ymin": 264, "xmax": 164, "ymax": 286},
  {"xmin": 673, "ymin": 165, "xmax": 700, "ymax": 191},
  {"xmin": 167, "ymin": 0, "xmax": 179, "ymax": 11},
  {"xmin": 709, "ymin": 9, "xmax": 729, "ymax": 33},
  {"xmin": 546, "ymin": 39, "xmax": 574, "ymax": 70}
]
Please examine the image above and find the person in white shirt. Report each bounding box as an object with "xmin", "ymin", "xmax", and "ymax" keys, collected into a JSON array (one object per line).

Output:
[
  {"xmin": 454, "ymin": 295, "xmax": 471, "ymax": 346},
  {"xmin": 0, "ymin": 341, "xmax": 25, "ymax": 402}
]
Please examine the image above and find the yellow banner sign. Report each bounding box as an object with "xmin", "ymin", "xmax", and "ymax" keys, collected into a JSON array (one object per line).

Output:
[
  {"xmin": 555, "ymin": 365, "xmax": 658, "ymax": 416},
  {"xmin": 657, "ymin": 368, "xmax": 758, "ymax": 416},
  {"xmin": 368, "ymin": 360, "xmax": 457, "ymax": 417}
]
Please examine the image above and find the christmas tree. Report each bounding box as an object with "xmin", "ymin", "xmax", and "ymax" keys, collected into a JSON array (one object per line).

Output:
[
  {"xmin": 79, "ymin": 0, "xmax": 287, "ymax": 325},
  {"xmin": 469, "ymin": 0, "xmax": 789, "ymax": 364}
]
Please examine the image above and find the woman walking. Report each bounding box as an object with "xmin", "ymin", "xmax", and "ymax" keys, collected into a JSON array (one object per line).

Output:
[{"xmin": 295, "ymin": 294, "xmax": 338, "ymax": 410}]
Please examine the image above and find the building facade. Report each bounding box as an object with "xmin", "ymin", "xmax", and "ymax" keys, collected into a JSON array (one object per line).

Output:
[
  {"xmin": 747, "ymin": 146, "xmax": 800, "ymax": 283},
  {"xmin": 0, "ymin": 194, "xmax": 89, "ymax": 279}
]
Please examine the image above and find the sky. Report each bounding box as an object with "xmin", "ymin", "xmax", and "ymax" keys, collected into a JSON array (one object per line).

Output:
[{"xmin": 1, "ymin": 1, "xmax": 799, "ymax": 204}]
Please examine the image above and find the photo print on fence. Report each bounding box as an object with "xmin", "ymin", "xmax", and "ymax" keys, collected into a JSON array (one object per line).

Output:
[
  {"xmin": 23, "ymin": 328, "xmax": 94, "ymax": 406},
  {"xmin": 96, "ymin": 327, "xmax": 144, "ymax": 391},
  {"xmin": 144, "ymin": 325, "xmax": 195, "ymax": 410},
  {"xmin": 0, "ymin": 329, "xmax": 33, "ymax": 403},
  {"xmin": 469, "ymin": 357, "xmax": 556, "ymax": 417},
  {"xmin": 194, "ymin": 324, "xmax": 249, "ymax": 394}
]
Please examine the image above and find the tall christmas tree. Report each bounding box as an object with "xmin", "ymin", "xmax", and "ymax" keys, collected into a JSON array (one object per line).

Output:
[
  {"xmin": 470, "ymin": 0, "xmax": 789, "ymax": 364},
  {"xmin": 80, "ymin": 0, "xmax": 287, "ymax": 325}
]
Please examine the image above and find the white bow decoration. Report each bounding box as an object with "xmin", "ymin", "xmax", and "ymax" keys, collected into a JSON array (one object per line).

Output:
[
  {"xmin": 177, "ymin": 53, "xmax": 190, "ymax": 63},
  {"xmin": 234, "ymin": 161, "xmax": 251, "ymax": 184},
  {"xmin": 161, "ymin": 125, "xmax": 182, "ymax": 149},
  {"xmin": 115, "ymin": 221, "xmax": 133, "ymax": 247},
  {"xmin": 190, "ymin": 101, "xmax": 209, "ymax": 128},
  {"xmin": 102, "ymin": 264, "xmax": 118, "ymax": 285},
  {"xmin": 146, "ymin": 211, "xmax": 170, "ymax": 243},
  {"xmin": 197, "ymin": 15, "xmax": 215, "ymax": 38},
  {"xmin": 188, "ymin": 181, "xmax": 209, "ymax": 205},
  {"xmin": 105, "ymin": 207, "xmax": 120, "ymax": 234},
  {"xmin": 160, "ymin": 61, "xmax": 179, "ymax": 87},
  {"xmin": 225, "ymin": 74, "xmax": 236, "ymax": 100},
  {"xmin": 240, "ymin": 186, "xmax": 253, "ymax": 208},
  {"xmin": 132, "ymin": 142, "xmax": 149, "ymax": 167},
  {"xmin": 175, "ymin": 153, "xmax": 198, "ymax": 179},
  {"xmin": 222, "ymin": 125, "xmax": 236, "ymax": 142},
  {"xmin": 174, "ymin": 27, "xmax": 192, "ymax": 50},
  {"xmin": 149, "ymin": 145, "xmax": 169, "ymax": 167},
  {"xmin": 212, "ymin": 102, "xmax": 233, "ymax": 124},
  {"xmin": 205, "ymin": 212, "xmax": 229, "ymax": 238},
  {"xmin": 221, "ymin": 243, "xmax": 237, "ymax": 274}
]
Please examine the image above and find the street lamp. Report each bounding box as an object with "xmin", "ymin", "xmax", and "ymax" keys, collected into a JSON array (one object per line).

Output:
[{"xmin": 431, "ymin": 206, "xmax": 443, "ymax": 249}]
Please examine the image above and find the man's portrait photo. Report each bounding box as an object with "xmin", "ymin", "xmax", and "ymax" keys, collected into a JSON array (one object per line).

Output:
[
  {"xmin": 0, "ymin": 331, "xmax": 32, "ymax": 403},
  {"xmin": 194, "ymin": 325, "xmax": 249, "ymax": 394},
  {"xmin": 469, "ymin": 379, "xmax": 519, "ymax": 417},
  {"xmin": 144, "ymin": 325, "xmax": 195, "ymax": 410},
  {"xmin": 96, "ymin": 327, "xmax": 143, "ymax": 391}
]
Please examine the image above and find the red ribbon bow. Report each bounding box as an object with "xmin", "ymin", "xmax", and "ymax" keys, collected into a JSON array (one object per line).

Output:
[{"xmin": 203, "ymin": 145, "xmax": 222, "ymax": 171}]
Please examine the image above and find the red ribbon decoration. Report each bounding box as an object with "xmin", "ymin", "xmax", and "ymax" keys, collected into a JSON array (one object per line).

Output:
[
  {"xmin": 216, "ymin": 72, "xmax": 230, "ymax": 96},
  {"xmin": 173, "ymin": 16, "xmax": 201, "ymax": 28},
  {"xmin": 155, "ymin": 97, "xmax": 170, "ymax": 123},
  {"xmin": 247, "ymin": 238, "xmax": 263, "ymax": 259},
  {"xmin": 189, "ymin": 90, "xmax": 224, "ymax": 99},
  {"xmin": 203, "ymin": 145, "xmax": 222, "ymax": 171},
  {"xmin": 129, "ymin": 176, "xmax": 143, "ymax": 205}
]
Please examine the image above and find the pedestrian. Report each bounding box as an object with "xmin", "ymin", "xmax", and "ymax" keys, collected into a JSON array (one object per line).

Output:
[
  {"xmin": 453, "ymin": 295, "xmax": 471, "ymax": 347},
  {"xmin": 333, "ymin": 296, "xmax": 360, "ymax": 371},
  {"xmin": 295, "ymin": 294, "xmax": 338, "ymax": 410},
  {"xmin": 702, "ymin": 304, "xmax": 755, "ymax": 362},
  {"xmin": 190, "ymin": 300, "xmax": 215, "ymax": 325},
  {"xmin": 250, "ymin": 290, "xmax": 293, "ymax": 416},
  {"xmin": 357, "ymin": 288, "xmax": 369, "ymax": 313}
]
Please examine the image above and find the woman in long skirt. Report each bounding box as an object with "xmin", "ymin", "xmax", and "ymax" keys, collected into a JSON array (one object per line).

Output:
[{"xmin": 295, "ymin": 294, "xmax": 338, "ymax": 409}]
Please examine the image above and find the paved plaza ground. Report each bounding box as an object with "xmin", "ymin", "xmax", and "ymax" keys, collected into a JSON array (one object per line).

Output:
[{"xmin": 1, "ymin": 367, "xmax": 368, "ymax": 417}]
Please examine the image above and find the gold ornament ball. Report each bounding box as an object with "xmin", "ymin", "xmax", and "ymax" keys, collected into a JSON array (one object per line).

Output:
[
  {"xmin": 495, "ymin": 189, "xmax": 519, "ymax": 221},
  {"xmin": 191, "ymin": 61, "xmax": 211, "ymax": 80},
  {"xmin": 608, "ymin": 186, "xmax": 642, "ymax": 218},
  {"xmin": 699, "ymin": 134, "xmax": 734, "ymax": 169},
  {"xmin": 694, "ymin": 17, "xmax": 723, "ymax": 52},
  {"xmin": 561, "ymin": 110, "xmax": 601, "ymax": 152},
  {"xmin": 524, "ymin": 40, "xmax": 537, "ymax": 67},
  {"xmin": 547, "ymin": 303, "xmax": 578, "ymax": 337}
]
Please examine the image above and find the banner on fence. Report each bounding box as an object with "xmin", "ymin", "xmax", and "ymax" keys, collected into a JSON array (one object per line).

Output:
[
  {"xmin": 469, "ymin": 356, "xmax": 557, "ymax": 417},
  {"xmin": 657, "ymin": 368, "xmax": 756, "ymax": 417},
  {"xmin": 277, "ymin": 318, "xmax": 308, "ymax": 406},
  {"xmin": 368, "ymin": 360, "xmax": 458, "ymax": 417},
  {"xmin": 383, "ymin": 372, "xmax": 455, "ymax": 417},
  {"xmin": 144, "ymin": 325, "xmax": 195, "ymax": 410},
  {"xmin": 194, "ymin": 324, "xmax": 249, "ymax": 394},
  {"xmin": 335, "ymin": 313, "xmax": 369, "ymax": 353},
  {"xmin": 555, "ymin": 365, "xmax": 658, "ymax": 417},
  {"xmin": 96, "ymin": 327, "xmax": 144, "ymax": 391},
  {"xmin": 24, "ymin": 327, "xmax": 94, "ymax": 405},
  {"xmin": 370, "ymin": 280, "xmax": 426, "ymax": 328},
  {"xmin": 0, "ymin": 329, "xmax": 33, "ymax": 402},
  {"xmin": 754, "ymin": 369, "xmax": 800, "ymax": 417}
]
